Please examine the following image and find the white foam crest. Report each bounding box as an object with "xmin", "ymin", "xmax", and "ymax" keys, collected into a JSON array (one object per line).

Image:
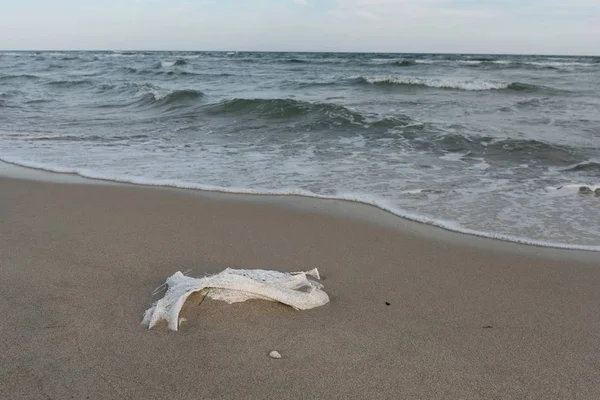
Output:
[
  {"xmin": 439, "ymin": 152, "xmax": 466, "ymax": 162},
  {"xmin": 457, "ymin": 60, "xmax": 482, "ymax": 65},
  {"xmin": 490, "ymin": 60, "xmax": 595, "ymax": 68},
  {"xmin": 412, "ymin": 59, "xmax": 483, "ymax": 65},
  {"xmin": 370, "ymin": 58, "xmax": 395, "ymax": 63},
  {"xmin": 135, "ymin": 84, "xmax": 169, "ymax": 101},
  {"xmin": 362, "ymin": 76, "xmax": 509, "ymax": 91},
  {"xmin": 369, "ymin": 58, "xmax": 413, "ymax": 64},
  {"xmin": 150, "ymin": 90, "xmax": 170, "ymax": 101},
  {"xmin": 400, "ymin": 188, "xmax": 444, "ymax": 195},
  {"xmin": 2, "ymin": 156, "xmax": 599, "ymax": 252},
  {"xmin": 528, "ymin": 61, "xmax": 594, "ymax": 67},
  {"xmin": 105, "ymin": 54, "xmax": 132, "ymax": 58}
]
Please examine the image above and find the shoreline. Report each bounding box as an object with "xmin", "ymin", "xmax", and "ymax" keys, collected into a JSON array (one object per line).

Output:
[
  {"xmin": 1, "ymin": 159, "xmax": 598, "ymax": 262},
  {"xmin": 2, "ymin": 171, "xmax": 600, "ymax": 399}
]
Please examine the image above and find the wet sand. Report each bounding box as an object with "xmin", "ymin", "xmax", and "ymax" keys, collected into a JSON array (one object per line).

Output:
[{"xmin": 1, "ymin": 175, "xmax": 599, "ymax": 399}]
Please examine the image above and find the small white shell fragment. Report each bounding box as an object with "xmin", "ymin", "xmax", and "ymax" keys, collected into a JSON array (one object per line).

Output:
[
  {"xmin": 269, "ymin": 351, "xmax": 282, "ymax": 359},
  {"xmin": 178, "ymin": 317, "xmax": 187, "ymax": 326}
]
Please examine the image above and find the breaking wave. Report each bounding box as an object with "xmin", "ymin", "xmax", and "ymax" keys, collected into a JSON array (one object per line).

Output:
[
  {"xmin": 161, "ymin": 59, "xmax": 188, "ymax": 67},
  {"xmin": 563, "ymin": 161, "xmax": 600, "ymax": 173},
  {"xmin": 392, "ymin": 60, "xmax": 418, "ymax": 67},
  {"xmin": 205, "ymin": 98, "xmax": 411, "ymax": 129},
  {"xmin": 152, "ymin": 88, "xmax": 203, "ymax": 103},
  {"xmin": 130, "ymin": 87, "xmax": 205, "ymax": 106},
  {"xmin": 355, "ymin": 76, "xmax": 540, "ymax": 91}
]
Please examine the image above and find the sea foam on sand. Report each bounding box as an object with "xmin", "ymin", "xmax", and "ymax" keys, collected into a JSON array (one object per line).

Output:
[{"xmin": 142, "ymin": 268, "xmax": 329, "ymax": 331}]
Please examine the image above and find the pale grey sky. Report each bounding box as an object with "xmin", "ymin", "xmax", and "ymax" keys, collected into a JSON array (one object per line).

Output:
[{"xmin": 1, "ymin": 0, "xmax": 599, "ymax": 54}]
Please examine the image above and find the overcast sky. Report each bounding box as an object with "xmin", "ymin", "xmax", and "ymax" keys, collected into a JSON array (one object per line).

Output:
[{"xmin": 1, "ymin": 0, "xmax": 599, "ymax": 55}]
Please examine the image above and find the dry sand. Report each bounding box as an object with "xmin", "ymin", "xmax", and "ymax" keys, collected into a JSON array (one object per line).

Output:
[{"xmin": 1, "ymin": 175, "xmax": 599, "ymax": 399}]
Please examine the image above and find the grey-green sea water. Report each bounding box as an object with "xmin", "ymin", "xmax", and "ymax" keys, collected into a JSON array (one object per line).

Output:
[{"xmin": 1, "ymin": 51, "xmax": 599, "ymax": 249}]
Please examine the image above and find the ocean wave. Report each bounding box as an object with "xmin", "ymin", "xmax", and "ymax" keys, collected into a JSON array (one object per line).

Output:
[
  {"xmin": 206, "ymin": 98, "xmax": 410, "ymax": 129},
  {"xmin": 0, "ymin": 90, "xmax": 21, "ymax": 98},
  {"xmin": 487, "ymin": 139, "xmax": 573, "ymax": 157},
  {"xmin": 462, "ymin": 60, "xmax": 597, "ymax": 70},
  {"xmin": 136, "ymin": 88, "xmax": 204, "ymax": 107},
  {"xmin": 370, "ymin": 58, "xmax": 401, "ymax": 63},
  {"xmin": 548, "ymin": 183, "xmax": 600, "ymax": 196},
  {"xmin": 155, "ymin": 88, "xmax": 203, "ymax": 103},
  {"xmin": 407, "ymin": 133, "xmax": 582, "ymax": 165},
  {"xmin": 284, "ymin": 58, "xmax": 308, "ymax": 63},
  {"xmin": 123, "ymin": 66, "xmax": 202, "ymax": 77},
  {"xmin": 17, "ymin": 135, "xmax": 102, "ymax": 141},
  {"xmin": 370, "ymin": 58, "xmax": 598, "ymax": 70},
  {"xmin": 24, "ymin": 99, "xmax": 53, "ymax": 104},
  {"xmin": 392, "ymin": 60, "xmax": 418, "ymax": 67},
  {"xmin": 2, "ymin": 155, "xmax": 599, "ymax": 252},
  {"xmin": 7, "ymin": 134, "xmax": 149, "ymax": 142},
  {"xmin": 481, "ymin": 138, "xmax": 581, "ymax": 164},
  {"xmin": 562, "ymin": 161, "xmax": 600, "ymax": 173},
  {"xmin": 514, "ymin": 98, "xmax": 550, "ymax": 109},
  {"xmin": 524, "ymin": 61, "xmax": 596, "ymax": 68},
  {"xmin": 355, "ymin": 76, "xmax": 523, "ymax": 91},
  {"xmin": 229, "ymin": 55, "xmax": 351, "ymax": 65},
  {"xmin": 410, "ymin": 59, "xmax": 496, "ymax": 66},
  {"xmin": 161, "ymin": 59, "xmax": 188, "ymax": 67},
  {"xmin": 102, "ymin": 51, "xmax": 150, "ymax": 58},
  {"xmin": 369, "ymin": 58, "xmax": 420, "ymax": 67},
  {"xmin": 163, "ymin": 70, "xmax": 209, "ymax": 77},
  {"xmin": 92, "ymin": 85, "xmax": 204, "ymax": 110},
  {"xmin": 468, "ymin": 57, "xmax": 497, "ymax": 62},
  {"xmin": 490, "ymin": 61, "xmax": 560, "ymax": 70},
  {"xmin": 455, "ymin": 60, "xmax": 484, "ymax": 65},
  {"xmin": 96, "ymin": 81, "xmax": 199, "ymax": 98},
  {"xmin": 210, "ymin": 98, "xmax": 324, "ymax": 118},
  {"xmin": 293, "ymin": 76, "xmax": 514, "ymax": 91},
  {"xmin": 0, "ymin": 74, "xmax": 40, "ymax": 81},
  {"xmin": 45, "ymin": 79, "xmax": 94, "ymax": 88}
]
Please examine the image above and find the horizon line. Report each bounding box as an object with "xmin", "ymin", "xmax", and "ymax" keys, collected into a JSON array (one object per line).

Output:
[{"xmin": 1, "ymin": 49, "xmax": 599, "ymax": 57}]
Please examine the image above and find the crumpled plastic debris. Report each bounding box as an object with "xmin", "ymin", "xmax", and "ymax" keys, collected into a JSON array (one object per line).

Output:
[{"xmin": 142, "ymin": 268, "xmax": 329, "ymax": 331}]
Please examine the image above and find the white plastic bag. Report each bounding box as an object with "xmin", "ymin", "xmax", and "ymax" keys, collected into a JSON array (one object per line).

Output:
[{"xmin": 142, "ymin": 268, "xmax": 329, "ymax": 331}]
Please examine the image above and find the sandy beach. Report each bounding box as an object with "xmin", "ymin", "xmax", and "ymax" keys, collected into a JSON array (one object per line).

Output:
[{"xmin": 1, "ymin": 173, "xmax": 599, "ymax": 399}]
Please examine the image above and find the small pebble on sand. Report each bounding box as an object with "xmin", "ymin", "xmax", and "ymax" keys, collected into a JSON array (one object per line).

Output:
[{"xmin": 269, "ymin": 351, "xmax": 282, "ymax": 359}]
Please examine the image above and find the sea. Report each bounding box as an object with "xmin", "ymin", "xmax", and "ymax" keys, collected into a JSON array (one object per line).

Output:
[{"xmin": 1, "ymin": 51, "xmax": 599, "ymax": 250}]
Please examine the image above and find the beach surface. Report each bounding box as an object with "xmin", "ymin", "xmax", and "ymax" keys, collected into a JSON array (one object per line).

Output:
[{"xmin": 1, "ymin": 174, "xmax": 599, "ymax": 399}]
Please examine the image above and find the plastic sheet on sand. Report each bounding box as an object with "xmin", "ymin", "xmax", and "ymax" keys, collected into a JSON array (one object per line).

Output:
[{"xmin": 142, "ymin": 268, "xmax": 329, "ymax": 331}]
